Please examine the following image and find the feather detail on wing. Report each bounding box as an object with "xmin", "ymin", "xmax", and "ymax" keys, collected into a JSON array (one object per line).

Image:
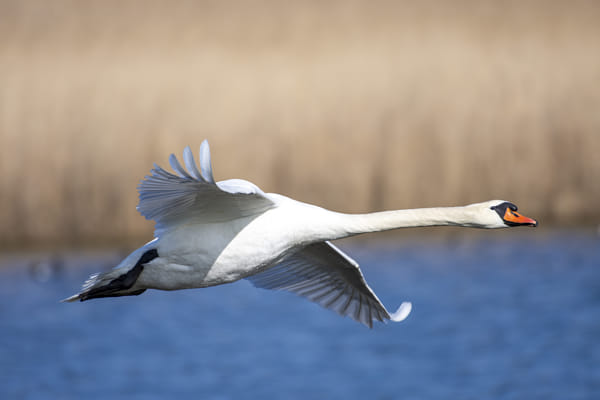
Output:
[
  {"xmin": 137, "ymin": 140, "xmax": 275, "ymax": 235},
  {"xmin": 246, "ymin": 241, "xmax": 410, "ymax": 328}
]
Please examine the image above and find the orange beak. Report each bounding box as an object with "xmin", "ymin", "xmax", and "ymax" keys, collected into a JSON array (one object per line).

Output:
[{"xmin": 503, "ymin": 208, "xmax": 538, "ymax": 227}]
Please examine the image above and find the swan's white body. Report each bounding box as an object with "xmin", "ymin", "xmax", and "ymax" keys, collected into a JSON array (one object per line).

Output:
[{"xmin": 65, "ymin": 141, "xmax": 536, "ymax": 327}]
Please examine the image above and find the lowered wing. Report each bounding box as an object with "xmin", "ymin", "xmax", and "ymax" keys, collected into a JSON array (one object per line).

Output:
[{"xmin": 246, "ymin": 241, "xmax": 411, "ymax": 328}]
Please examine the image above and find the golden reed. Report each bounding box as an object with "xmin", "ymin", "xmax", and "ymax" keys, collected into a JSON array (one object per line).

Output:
[{"xmin": 0, "ymin": 0, "xmax": 598, "ymax": 247}]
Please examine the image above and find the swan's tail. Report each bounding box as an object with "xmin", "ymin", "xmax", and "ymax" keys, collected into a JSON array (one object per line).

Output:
[
  {"xmin": 61, "ymin": 268, "xmax": 146, "ymax": 302},
  {"xmin": 62, "ymin": 272, "xmax": 103, "ymax": 302},
  {"xmin": 62, "ymin": 248, "xmax": 158, "ymax": 302}
]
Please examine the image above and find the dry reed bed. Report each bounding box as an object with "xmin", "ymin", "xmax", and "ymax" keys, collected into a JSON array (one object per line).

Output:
[{"xmin": 0, "ymin": 0, "xmax": 599, "ymax": 247}]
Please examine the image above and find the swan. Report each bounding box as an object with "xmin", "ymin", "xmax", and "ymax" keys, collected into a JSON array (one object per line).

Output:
[{"xmin": 64, "ymin": 140, "xmax": 537, "ymax": 327}]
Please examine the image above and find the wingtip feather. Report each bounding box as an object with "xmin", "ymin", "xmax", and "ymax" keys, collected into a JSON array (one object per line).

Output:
[
  {"xmin": 183, "ymin": 146, "xmax": 203, "ymax": 180},
  {"xmin": 390, "ymin": 302, "xmax": 412, "ymax": 322},
  {"xmin": 199, "ymin": 140, "xmax": 215, "ymax": 183},
  {"xmin": 169, "ymin": 154, "xmax": 192, "ymax": 179}
]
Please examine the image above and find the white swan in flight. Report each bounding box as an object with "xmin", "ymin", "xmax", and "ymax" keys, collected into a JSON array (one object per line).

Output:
[{"xmin": 64, "ymin": 140, "xmax": 537, "ymax": 327}]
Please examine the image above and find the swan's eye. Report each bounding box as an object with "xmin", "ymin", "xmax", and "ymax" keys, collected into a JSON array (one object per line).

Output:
[{"xmin": 491, "ymin": 202, "xmax": 517, "ymax": 212}]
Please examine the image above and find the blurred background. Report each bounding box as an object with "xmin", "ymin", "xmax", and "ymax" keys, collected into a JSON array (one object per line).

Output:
[
  {"xmin": 1, "ymin": 1, "xmax": 599, "ymax": 399},
  {"xmin": 0, "ymin": 0, "xmax": 599, "ymax": 248}
]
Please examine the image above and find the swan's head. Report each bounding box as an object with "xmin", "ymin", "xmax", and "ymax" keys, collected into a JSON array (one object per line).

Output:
[{"xmin": 471, "ymin": 200, "xmax": 538, "ymax": 228}]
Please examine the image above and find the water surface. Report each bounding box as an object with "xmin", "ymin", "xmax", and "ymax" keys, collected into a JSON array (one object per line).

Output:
[{"xmin": 1, "ymin": 231, "xmax": 598, "ymax": 399}]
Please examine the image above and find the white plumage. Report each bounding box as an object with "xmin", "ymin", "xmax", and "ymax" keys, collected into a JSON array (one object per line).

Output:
[{"xmin": 64, "ymin": 140, "xmax": 536, "ymax": 328}]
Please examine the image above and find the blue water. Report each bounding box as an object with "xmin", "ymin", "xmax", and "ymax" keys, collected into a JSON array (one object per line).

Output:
[{"xmin": 1, "ymin": 231, "xmax": 599, "ymax": 399}]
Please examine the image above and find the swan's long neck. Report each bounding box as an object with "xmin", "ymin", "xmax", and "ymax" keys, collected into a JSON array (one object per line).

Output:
[{"xmin": 327, "ymin": 206, "xmax": 482, "ymax": 239}]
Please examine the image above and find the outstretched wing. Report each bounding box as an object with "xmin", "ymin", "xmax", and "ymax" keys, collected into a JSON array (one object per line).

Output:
[
  {"xmin": 246, "ymin": 241, "xmax": 411, "ymax": 328},
  {"xmin": 137, "ymin": 140, "xmax": 275, "ymax": 235}
]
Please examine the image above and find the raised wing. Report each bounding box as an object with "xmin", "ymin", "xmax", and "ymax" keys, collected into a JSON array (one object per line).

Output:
[
  {"xmin": 246, "ymin": 241, "xmax": 411, "ymax": 328},
  {"xmin": 137, "ymin": 140, "xmax": 275, "ymax": 235}
]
